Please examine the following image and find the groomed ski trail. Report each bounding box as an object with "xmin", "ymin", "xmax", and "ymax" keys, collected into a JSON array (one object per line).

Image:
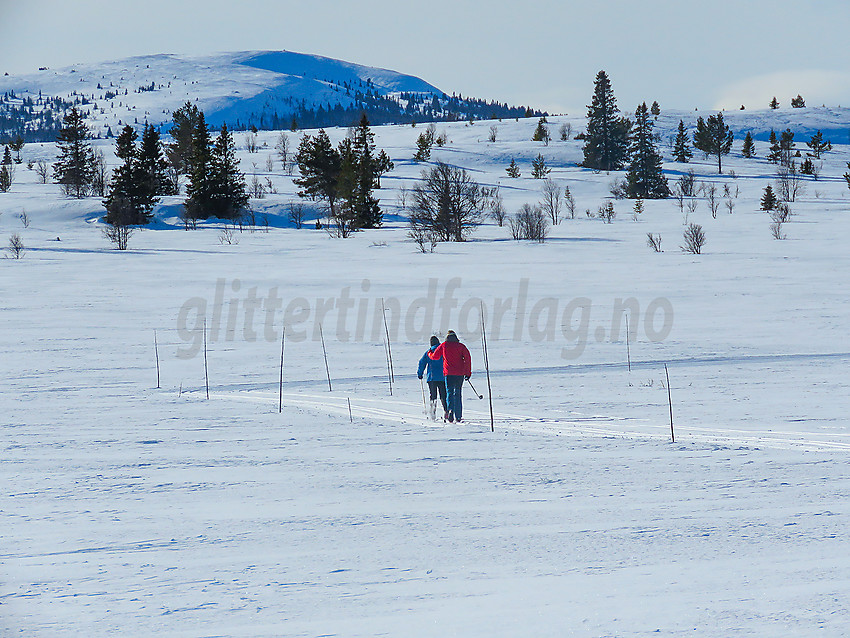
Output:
[{"xmin": 211, "ymin": 389, "xmax": 850, "ymax": 452}]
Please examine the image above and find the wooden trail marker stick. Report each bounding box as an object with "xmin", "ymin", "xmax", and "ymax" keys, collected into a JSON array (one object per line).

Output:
[
  {"xmin": 665, "ymin": 364, "xmax": 674, "ymax": 443},
  {"xmin": 383, "ymin": 331, "xmax": 393, "ymax": 396},
  {"xmin": 203, "ymin": 319, "xmax": 210, "ymax": 400},
  {"xmin": 279, "ymin": 327, "xmax": 285, "ymax": 414},
  {"xmin": 319, "ymin": 323, "xmax": 332, "ymax": 392},
  {"xmin": 381, "ymin": 298, "xmax": 395, "ymax": 383},
  {"xmin": 481, "ymin": 301, "xmax": 494, "ymax": 433},
  {"xmin": 154, "ymin": 330, "xmax": 161, "ymax": 389}
]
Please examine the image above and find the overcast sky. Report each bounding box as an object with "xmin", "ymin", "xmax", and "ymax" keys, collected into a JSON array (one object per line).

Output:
[{"xmin": 2, "ymin": 0, "xmax": 849, "ymax": 114}]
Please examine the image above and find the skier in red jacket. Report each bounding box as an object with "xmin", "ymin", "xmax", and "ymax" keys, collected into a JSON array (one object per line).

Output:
[{"xmin": 428, "ymin": 330, "xmax": 471, "ymax": 422}]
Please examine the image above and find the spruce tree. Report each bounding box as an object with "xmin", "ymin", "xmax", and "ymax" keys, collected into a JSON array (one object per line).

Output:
[
  {"xmin": 506, "ymin": 159, "xmax": 521, "ymax": 178},
  {"xmin": 344, "ymin": 114, "xmax": 389, "ymax": 229},
  {"xmin": 1, "ymin": 146, "xmax": 11, "ymax": 166},
  {"xmin": 650, "ymin": 101, "xmax": 661, "ymax": 116},
  {"xmin": 673, "ymin": 120, "xmax": 692, "ymax": 163},
  {"xmin": 532, "ymin": 117, "xmax": 550, "ymax": 145},
  {"xmin": 806, "ymin": 130, "xmax": 831, "ymax": 158},
  {"xmin": 742, "ymin": 131, "xmax": 756, "ymax": 158},
  {"xmin": 692, "ymin": 112, "xmax": 733, "ymax": 173},
  {"xmin": 208, "ymin": 124, "xmax": 248, "ymax": 221},
  {"xmin": 581, "ymin": 70, "xmax": 630, "ymax": 171},
  {"xmin": 766, "ymin": 129, "xmax": 781, "ymax": 164},
  {"xmin": 104, "ymin": 125, "xmax": 145, "ymax": 225},
  {"xmin": 761, "ymin": 184, "xmax": 778, "ymax": 211},
  {"xmin": 53, "ymin": 107, "xmax": 96, "ymax": 198},
  {"xmin": 770, "ymin": 97, "xmax": 780, "ymax": 110},
  {"xmin": 167, "ymin": 102, "xmax": 201, "ymax": 177},
  {"xmin": 334, "ymin": 138, "xmax": 358, "ymax": 235},
  {"xmin": 531, "ymin": 154, "xmax": 550, "ymax": 179},
  {"xmin": 413, "ymin": 128, "xmax": 434, "ymax": 162},
  {"xmin": 0, "ymin": 163, "xmax": 12, "ymax": 193},
  {"xmin": 9, "ymin": 136, "xmax": 24, "ymax": 164},
  {"xmin": 184, "ymin": 112, "xmax": 214, "ymax": 225},
  {"xmin": 779, "ymin": 129, "xmax": 795, "ymax": 167},
  {"xmin": 294, "ymin": 129, "xmax": 342, "ymax": 220},
  {"xmin": 138, "ymin": 124, "xmax": 173, "ymax": 199},
  {"xmin": 625, "ymin": 102, "xmax": 669, "ymax": 199}
]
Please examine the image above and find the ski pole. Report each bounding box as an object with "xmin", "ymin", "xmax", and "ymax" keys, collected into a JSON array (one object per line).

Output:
[
  {"xmin": 420, "ymin": 377, "xmax": 427, "ymax": 411},
  {"xmin": 466, "ymin": 378, "xmax": 484, "ymax": 399}
]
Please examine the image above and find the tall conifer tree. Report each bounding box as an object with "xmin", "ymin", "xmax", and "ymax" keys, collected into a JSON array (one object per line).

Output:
[
  {"xmin": 105, "ymin": 125, "xmax": 142, "ymax": 224},
  {"xmin": 184, "ymin": 112, "xmax": 213, "ymax": 225},
  {"xmin": 104, "ymin": 124, "xmax": 170, "ymax": 226},
  {"xmin": 673, "ymin": 120, "xmax": 692, "ymax": 163},
  {"xmin": 138, "ymin": 124, "xmax": 173, "ymax": 199},
  {"xmin": 208, "ymin": 124, "xmax": 248, "ymax": 221},
  {"xmin": 779, "ymin": 128, "xmax": 795, "ymax": 167},
  {"xmin": 806, "ymin": 130, "xmax": 831, "ymax": 158},
  {"xmin": 294, "ymin": 129, "xmax": 342, "ymax": 220},
  {"xmin": 581, "ymin": 71, "xmax": 630, "ymax": 171},
  {"xmin": 625, "ymin": 102, "xmax": 669, "ymax": 199},
  {"xmin": 766, "ymin": 129, "xmax": 781, "ymax": 164},
  {"xmin": 693, "ymin": 112, "xmax": 733, "ymax": 173},
  {"xmin": 742, "ymin": 131, "xmax": 756, "ymax": 158},
  {"xmin": 349, "ymin": 114, "xmax": 381, "ymax": 228},
  {"xmin": 54, "ymin": 107, "xmax": 96, "ymax": 198},
  {"xmin": 167, "ymin": 102, "xmax": 201, "ymax": 177}
]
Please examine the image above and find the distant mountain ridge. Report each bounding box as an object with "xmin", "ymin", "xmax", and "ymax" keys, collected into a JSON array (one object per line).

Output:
[{"xmin": 0, "ymin": 50, "xmax": 543, "ymax": 141}]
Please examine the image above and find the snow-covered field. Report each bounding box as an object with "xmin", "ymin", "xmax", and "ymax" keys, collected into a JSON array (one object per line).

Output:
[{"xmin": 2, "ymin": 111, "xmax": 850, "ymax": 636}]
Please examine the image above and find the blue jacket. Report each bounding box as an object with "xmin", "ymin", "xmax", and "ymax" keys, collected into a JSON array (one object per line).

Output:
[{"xmin": 418, "ymin": 346, "xmax": 445, "ymax": 382}]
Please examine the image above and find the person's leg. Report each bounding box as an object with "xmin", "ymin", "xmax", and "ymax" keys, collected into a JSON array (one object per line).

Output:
[
  {"xmin": 437, "ymin": 381, "xmax": 448, "ymax": 414},
  {"xmin": 427, "ymin": 381, "xmax": 438, "ymax": 420},
  {"xmin": 446, "ymin": 376, "xmax": 462, "ymax": 421}
]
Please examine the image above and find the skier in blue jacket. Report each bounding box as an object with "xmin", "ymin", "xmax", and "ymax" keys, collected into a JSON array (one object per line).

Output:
[{"xmin": 418, "ymin": 336, "xmax": 448, "ymax": 421}]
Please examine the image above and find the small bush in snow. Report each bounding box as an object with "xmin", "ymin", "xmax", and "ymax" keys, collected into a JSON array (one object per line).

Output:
[
  {"xmin": 647, "ymin": 233, "xmax": 662, "ymax": 252},
  {"xmin": 681, "ymin": 223, "xmax": 706, "ymax": 254},
  {"xmin": 509, "ymin": 204, "xmax": 549, "ymax": 242},
  {"xmin": 7, "ymin": 233, "xmax": 25, "ymax": 259},
  {"xmin": 598, "ymin": 201, "xmax": 616, "ymax": 223}
]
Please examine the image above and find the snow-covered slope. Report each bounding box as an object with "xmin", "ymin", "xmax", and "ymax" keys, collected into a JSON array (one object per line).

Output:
[
  {"xmin": 0, "ymin": 50, "xmax": 446, "ymax": 137},
  {"xmin": 3, "ymin": 102, "xmax": 850, "ymax": 636},
  {"xmin": 652, "ymin": 105, "xmax": 850, "ymax": 144}
]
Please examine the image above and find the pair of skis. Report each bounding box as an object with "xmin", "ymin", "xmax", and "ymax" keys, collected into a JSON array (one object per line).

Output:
[{"xmin": 420, "ymin": 378, "xmax": 483, "ymax": 421}]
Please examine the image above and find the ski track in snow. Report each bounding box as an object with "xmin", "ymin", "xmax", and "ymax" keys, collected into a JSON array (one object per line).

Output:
[{"xmin": 215, "ymin": 387, "xmax": 850, "ymax": 453}]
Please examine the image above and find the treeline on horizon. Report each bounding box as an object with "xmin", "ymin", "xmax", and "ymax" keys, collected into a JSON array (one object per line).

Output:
[
  {"xmin": 0, "ymin": 83, "xmax": 546, "ymax": 143},
  {"xmin": 223, "ymin": 91, "xmax": 545, "ymax": 132}
]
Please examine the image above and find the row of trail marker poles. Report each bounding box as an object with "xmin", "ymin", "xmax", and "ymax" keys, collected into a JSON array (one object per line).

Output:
[
  {"xmin": 480, "ymin": 301, "xmax": 495, "ymax": 433},
  {"xmin": 622, "ymin": 315, "xmax": 675, "ymax": 443},
  {"xmin": 279, "ymin": 327, "xmax": 286, "ymax": 414},
  {"xmin": 381, "ymin": 298, "xmax": 395, "ymax": 396},
  {"xmin": 319, "ymin": 323, "xmax": 332, "ymax": 392}
]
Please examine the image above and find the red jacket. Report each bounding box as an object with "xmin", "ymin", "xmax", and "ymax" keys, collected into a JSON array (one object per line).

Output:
[{"xmin": 429, "ymin": 340, "xmax": 471, "ymax": 377}]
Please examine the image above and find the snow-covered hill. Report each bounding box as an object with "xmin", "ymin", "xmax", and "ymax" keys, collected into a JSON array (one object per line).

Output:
[{"xmin": 0, "ymin": 50, "xmax": 538, "ymax": 141}]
